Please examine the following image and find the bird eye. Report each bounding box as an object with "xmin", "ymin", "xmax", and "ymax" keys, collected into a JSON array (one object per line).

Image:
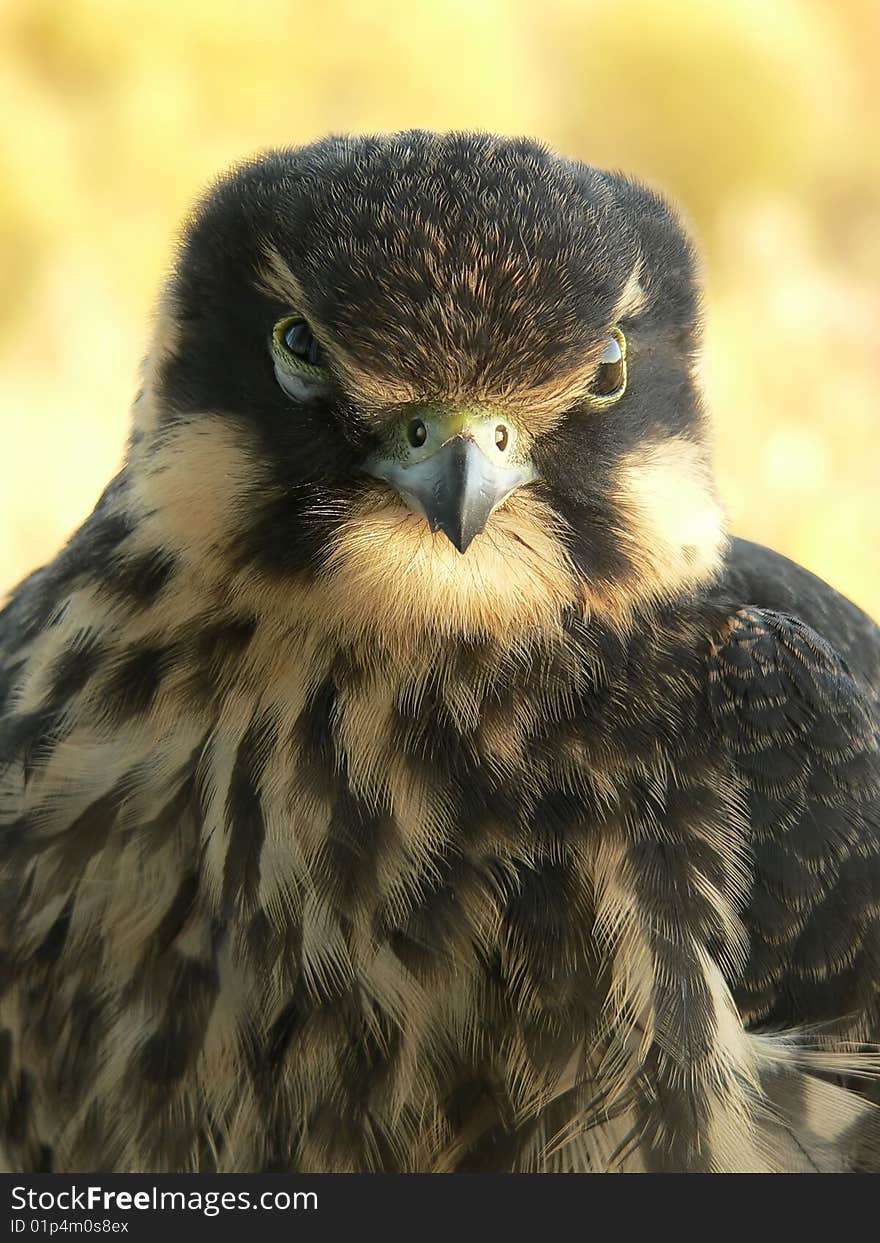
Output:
[
  {"xmin": 589, "ymin": 328, "xmax": 627, "ymax": 404},
  {"xmin": 271, "ymin": 315, "xmax": 330, "ymax": 400},
  {"xmin": 281, "ymin": 318, "xmax": 327, "ymax": 368}
]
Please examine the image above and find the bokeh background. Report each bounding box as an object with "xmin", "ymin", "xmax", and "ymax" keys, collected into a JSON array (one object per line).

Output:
[{"xmin": 2, "ymin": 0, "xmax": 878, "ymax": 614}]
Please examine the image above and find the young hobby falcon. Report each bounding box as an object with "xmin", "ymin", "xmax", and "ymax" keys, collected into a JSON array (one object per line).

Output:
[{"xmin": 2, "ymin": 132, "xmax": 880, "ymax": 1174}]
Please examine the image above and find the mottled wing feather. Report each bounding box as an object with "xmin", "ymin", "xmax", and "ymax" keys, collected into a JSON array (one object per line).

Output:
[{"xmin": 709, "ymin": 607, "xmax": 880, "ymax": 1039}]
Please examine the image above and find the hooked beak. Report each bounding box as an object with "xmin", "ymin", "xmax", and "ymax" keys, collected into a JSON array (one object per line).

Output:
[{"xmin": 363, "ymin": 406, "xmax": 538, "ymax": 553}]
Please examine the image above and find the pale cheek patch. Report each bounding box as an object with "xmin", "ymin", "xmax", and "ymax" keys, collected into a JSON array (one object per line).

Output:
[
  {"xmin": 613, "ymin": 436, "xmax": 726, "ymax": 606},
  {"xmin": 315, "ymin": 488, "xmax": 581, "ymax": 650},
  {"xmin": 128, "ymin": 415, "xmax": 276, "ymax": 567}
]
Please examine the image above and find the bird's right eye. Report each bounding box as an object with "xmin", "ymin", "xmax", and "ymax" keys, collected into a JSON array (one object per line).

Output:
[
  {"xmin": 271, "ymin": 314, "xmax": 331, "ymax": 401},
  {"xmin": 280, "ymin": 319, "xmax": 328, "ymax": 368}
]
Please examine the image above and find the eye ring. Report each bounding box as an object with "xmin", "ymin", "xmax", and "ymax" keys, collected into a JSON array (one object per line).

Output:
[{"xmin": 588, "ymin": 327, "xmax": 627, "ymax": 406}]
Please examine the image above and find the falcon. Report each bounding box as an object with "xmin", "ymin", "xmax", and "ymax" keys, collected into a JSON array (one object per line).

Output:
[{"xmin": 2, "ymin": 131, "xmax": 879, "ymax": 1173}]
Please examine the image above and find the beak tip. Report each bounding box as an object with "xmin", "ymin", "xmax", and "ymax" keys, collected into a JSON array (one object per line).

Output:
[{"xmin": 438, "ymin": 521, "xmax": 478, "ymax": 554}]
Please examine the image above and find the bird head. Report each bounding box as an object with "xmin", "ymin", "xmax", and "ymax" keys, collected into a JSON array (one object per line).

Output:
[{"xmin": 132, "ymin": 132, "xmax": 725, "ymax": 648}]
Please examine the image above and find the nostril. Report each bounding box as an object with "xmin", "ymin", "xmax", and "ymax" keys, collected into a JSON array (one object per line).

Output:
[
  {"xmin": 495, "ymin": 424, "xmax": 509, "ymax": 452},
  {"xmin": 408, "ymin": 419, "xmax": 427, "ymax": 449}
]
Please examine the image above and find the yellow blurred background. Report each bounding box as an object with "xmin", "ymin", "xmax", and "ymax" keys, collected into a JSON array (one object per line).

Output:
[{"xmin": 1, "ymin": 0, "xmax": 878, "ymax": 615}]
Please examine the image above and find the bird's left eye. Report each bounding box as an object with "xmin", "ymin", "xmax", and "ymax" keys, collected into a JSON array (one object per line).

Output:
[
  {"xmin": 588, "ymin": 328, "xmax": 627, "ymax": 404},
  {"xmin": 271, "ymin": 315, "xmax": 330, "ymax": 400}
]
